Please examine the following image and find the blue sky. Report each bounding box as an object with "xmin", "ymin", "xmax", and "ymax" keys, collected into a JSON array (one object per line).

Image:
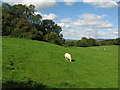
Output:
[
  {"xmin": 37, "ymin": 2, "xmax": 118, "ymax": 39},
  {"xmin": 2, "ymin": 0, "xmax": 119, "ymax": 40},
  {"xmin": 39, "ymin": 2, "xmax": 118, "ymax": 26}
]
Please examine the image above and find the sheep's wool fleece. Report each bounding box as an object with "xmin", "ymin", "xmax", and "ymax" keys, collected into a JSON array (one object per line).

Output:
[{"xmin": 64, "ymin": 53, "xmax": 71, "ymax": 58}]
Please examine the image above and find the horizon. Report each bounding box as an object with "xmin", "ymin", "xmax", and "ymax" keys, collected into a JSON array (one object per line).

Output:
[{"xmin": 62, "ymin": 36, "xmax": 119, "ymax": 40}]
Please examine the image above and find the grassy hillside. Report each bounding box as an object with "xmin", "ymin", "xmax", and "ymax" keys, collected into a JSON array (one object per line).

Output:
[{"xmin": 2, "ymin": 37, "xmax": 118, "ymax": 88}]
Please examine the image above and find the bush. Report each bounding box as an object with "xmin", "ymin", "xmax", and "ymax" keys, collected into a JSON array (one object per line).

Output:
[
  {"xmin": 77, "ymin": 38, "xmax": 90, "ymax": 47},
  {"xmin": 10, "ymin": 28, "xmax": 23, "ymax": 37},
  {"xmin": 99, "ymin": 39, "xmax": 114, "ymax": 45},
  {"xmin": 113, "ymin": 38, "xmax": 120, "ymax": 45},
  {"xmin": 77, "ymin": 37, "xmax": 98, "ymax": 47},
  {"xmin": 45, "ymin": 32, "xmax": 64, "ymax": 45},
  {"xmin": 2, "ymin": 27, "xmax": 13, "ymax": 36},
  {"xmin": 64, "ymin": 41, "xmax": 77, "ymax": 46}
]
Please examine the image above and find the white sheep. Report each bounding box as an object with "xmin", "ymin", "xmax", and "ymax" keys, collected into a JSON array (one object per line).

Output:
[
  {"xmin": 104, "ymin": 48, "xmax": 106, "ymax": 50},
  {"xmin": 64, "ymin": 53, "xmax": 72, "ymax": 62}
]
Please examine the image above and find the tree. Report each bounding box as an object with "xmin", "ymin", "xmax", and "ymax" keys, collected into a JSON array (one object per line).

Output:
[
  {"xmin": 16, "ymin": 18, "xmax": 32, "ymax": 32},
  {"xmin": 77, "ymin": 37, "xmax": 90, "ymax": 47},
  {"xmin": 2, "ymin": 3, "xmax": 13, "ymax": 35},
  {"xmin": 10, "ymin": 4, "xmax": 35, "ymax": 20},
  {"xmin": 28, "ymin": 28, "xmax": 43, "ymax": 40},
  {"xmin": 76, "ymin": 37, "xmax": 99, "ymax": 47},
  {"xmin": 2, "ymin": 3, "xmax": 11, "ymax": 13},
  {"xmin": 10, "ymin": 4, "xmax": 28, "ymax": 18},
  {"xmin": 2, "ymin": 3, "xmax": 64, "ymax": 46},
  {"xmin": 0, "ymin": 6, "xmax": 1, "ymax": 36},
  {"xmin": 64, "ymin": 41, "xmax": 77, "ymax": 46},
  {"xmin": 45, "ymin": 32, "xmax": 64, "ymax": 45},
  {"xmin": 10, "ymin": 28, "xmax": 23, "ymax": 37},
  {"xmin": 53, "ymin": 24, "xmax": 62, "ymax": 34},
  {"xmin": 32, "ymin": 14, "xmax": 42, "ymax": 24},
  {"xmin": 88, "ymin": 38, "xmax": 98, "ymax": 46},
  {"xmin": 99, "ymin": 39, "xmax": 114, "ymax": 45},
  {"xmin": 40, "ymin": 19, "xmax": 62, "ymax": 35},
  {"xmin": 113, "ymin": 38, "xmax": 120, "ymax": 45}
]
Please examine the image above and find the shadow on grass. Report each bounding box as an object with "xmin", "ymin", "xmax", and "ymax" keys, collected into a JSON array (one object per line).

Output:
[
  {"xmin": 71, "ymin": 59, "xmax": 76, "ymax": 62},
  {"xmin": 2, "ymin": 80, "xmax": 48, "ymax": 89}
]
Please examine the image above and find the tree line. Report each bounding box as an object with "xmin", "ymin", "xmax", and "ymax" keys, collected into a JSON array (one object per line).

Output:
[
  {"xmin": 64, "ymin": 37, "xmax": 120, "ymax": 47},
  {"xmin": 2, "ymin": 3, "xmax": 120, "ymax": 47}
]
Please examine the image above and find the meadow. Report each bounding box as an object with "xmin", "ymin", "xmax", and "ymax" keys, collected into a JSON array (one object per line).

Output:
[{"xmin": 2, "ymin": 37, "xmax": 118, "ymax": 88}]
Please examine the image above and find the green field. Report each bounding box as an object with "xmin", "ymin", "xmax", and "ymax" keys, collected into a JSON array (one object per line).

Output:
[{"xmin": 2, "ymin": 37, "xmax": 118, "ymax": 88}]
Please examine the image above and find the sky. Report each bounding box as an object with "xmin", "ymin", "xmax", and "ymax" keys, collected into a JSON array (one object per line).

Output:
[{"xmin": 2, "ymin": 0, "xmax": 120, "ymax": 40}]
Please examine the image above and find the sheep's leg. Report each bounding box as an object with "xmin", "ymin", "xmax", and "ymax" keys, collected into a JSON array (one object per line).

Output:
[
  {"xmin": 68, "ymin": 58, "xmax": 71, "ymax": 62},
  {"xmin": 65, "ymin": 57, "xmax": 68, "ymax": 61}
]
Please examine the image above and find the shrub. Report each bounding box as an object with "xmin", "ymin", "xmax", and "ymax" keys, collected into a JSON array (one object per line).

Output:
[
  {"xmin": 45, "ymin": 32, "xmax": 64, "ymax": 45},
  {"xmin": 113, "ymin": 38, "xmax": 120, "ymax": 45}
]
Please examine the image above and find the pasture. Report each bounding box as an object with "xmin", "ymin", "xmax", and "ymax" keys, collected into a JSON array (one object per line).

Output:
[{"xmin": 2, "ymin": 37, "xmax": 118, "ymax": 88}]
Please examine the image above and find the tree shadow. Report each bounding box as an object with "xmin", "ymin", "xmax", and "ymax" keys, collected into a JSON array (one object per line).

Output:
[{"xmin": 2, "ymin": 80, "xmax": 48, "ymax": 89}]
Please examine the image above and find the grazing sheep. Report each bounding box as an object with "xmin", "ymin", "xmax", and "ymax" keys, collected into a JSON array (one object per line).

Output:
[
  {"xmin": 64, "ymin": 53, "xmax": 72, "ymax": 62},
  {"xmin": 104, "ymin": 48, "xmax": 106, "ymax": 50}
]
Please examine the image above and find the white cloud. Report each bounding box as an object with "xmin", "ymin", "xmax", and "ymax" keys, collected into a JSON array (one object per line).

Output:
[
  {"xmin": 58, "ymin": 22, "xmax": 73, "ymax": 29},
  {"xmin": 112, "ymin": 31, "xmax": 118, "ymax": 34},
  {"xmin": 60, "ymin": 18, "xmax": 72, "ymax": 23},
  {"xmin": 60, "ymin": 27, "xmax": 96, "ymax": 40},
  {"xmin": 73, "ymin": 13, "xmax": 113, "ymax": 29},
  {"xmin": 63, "ymin": 0, "xmax": 77, "ymax": 6},
  {"xmin": 79, "ymin": 13, "xmax": 104, "ymax": 20},
  {"xmin": 59, "ymin": 13, "xmax": 116, "ymax": 39},
  {"xmin": 96, "ymin": 22, "xmax": 113, "ymax": 29},
  {"xmin": 60, "ymin": 29, "xmax": 83, "ymax": 40},
  {"xmin": 3, "ymin": 0, "xmax": 57, "ymax": 9},
  {"xmin": 34, "ymin": 11, "xmax": 41, "ymax": 15},
  {"xmin": 107, "ymin": 29, "xmax": 113, "ymax": 31},
  {"xmin": 58, "ymin": 18, "xmax": 74, "ymax": 29},
  {"xmin": 34, "ymin": 11, "xmax": 58, "ymax": 20},
  {"xmin": 83, "ymin": 0, "xmax": 118, "ymax": 8},
  {"xmin": 62, "ymin": 0, "xmax": 119, "ymax": 8},
  {"xmin": 3, "ymin": 0, "xmax": 119, "ymax": 9},
  {"xmin": 42, "ymin": 13, "xmax": 58, "ymax": 20},
  {"xmin": 97, "ymin": 29, "xmax": 118, "ymax": 39}
]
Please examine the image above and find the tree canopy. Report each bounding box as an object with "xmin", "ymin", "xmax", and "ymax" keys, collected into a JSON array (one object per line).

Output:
[{"xmin": 2, "ymin": 3, "xmax": 65, "ymax": 45}]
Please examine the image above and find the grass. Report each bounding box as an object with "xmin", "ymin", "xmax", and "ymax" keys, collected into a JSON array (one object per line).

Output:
[{"xmin": 2, "ymin": 37, "xmax": 118, "ymax": 88}]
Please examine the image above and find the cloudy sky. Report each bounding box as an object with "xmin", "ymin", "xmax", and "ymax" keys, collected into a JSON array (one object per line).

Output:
[{"xmin": 2, "ymin": 0, "xmax": 119, "ymax": 40}]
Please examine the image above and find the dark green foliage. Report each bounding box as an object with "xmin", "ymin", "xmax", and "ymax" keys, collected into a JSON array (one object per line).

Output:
[
  {"xmin": 10, "ymin": 28, "xmax": 23, "ymax": 37},
  {"xmin": 2, "ymin": 26, "xmax": 13, "ymax": 36},
  {"xmin": 45, "ymin": 32, "xmax": 65, "ymax": 45},
  {"xmin": 87, "ymin": 38, "xmax": 98, "ymax": 46},
  {"xmin": 32, "ymin": 14, "xmax": 42, "ymax": 24},
  {"xmin": 98, "ymin": 39, "xmax": 114, "ymax": 46},
  {"xmin": 113, "ymin": 38, "xmax": 120, "ymax": 45},
  {"xmin": 16, "ymin": 18, "xmax": 32, "ymax": 32},
  {"xmin": 64, "ymin": 37, "xmax": 119, "ymax": 47},
  {"xmin": 28, "ymin": 28, "xmax": 43, "ymax": 40},
  {"xmin": 64, "ymin": 37, "xmax": 99, "ymax": 47},
  {"xmin": 76, "ymin": 37, "xmax": 99, "ymax": 47},
  {"xmin": 64, "ymin": 40, "xmax": 77, "ymax": 46},
  {"xmin": 77, "ymin": 37, "xmax": 90, "ymax": 47},
  {"xmin": 40, "ymin": 19, "xmax": 62, "ymax": 35},
  {"xmin": 2, "ymin": 3, "xmax": 64, "ymax": 45}
]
